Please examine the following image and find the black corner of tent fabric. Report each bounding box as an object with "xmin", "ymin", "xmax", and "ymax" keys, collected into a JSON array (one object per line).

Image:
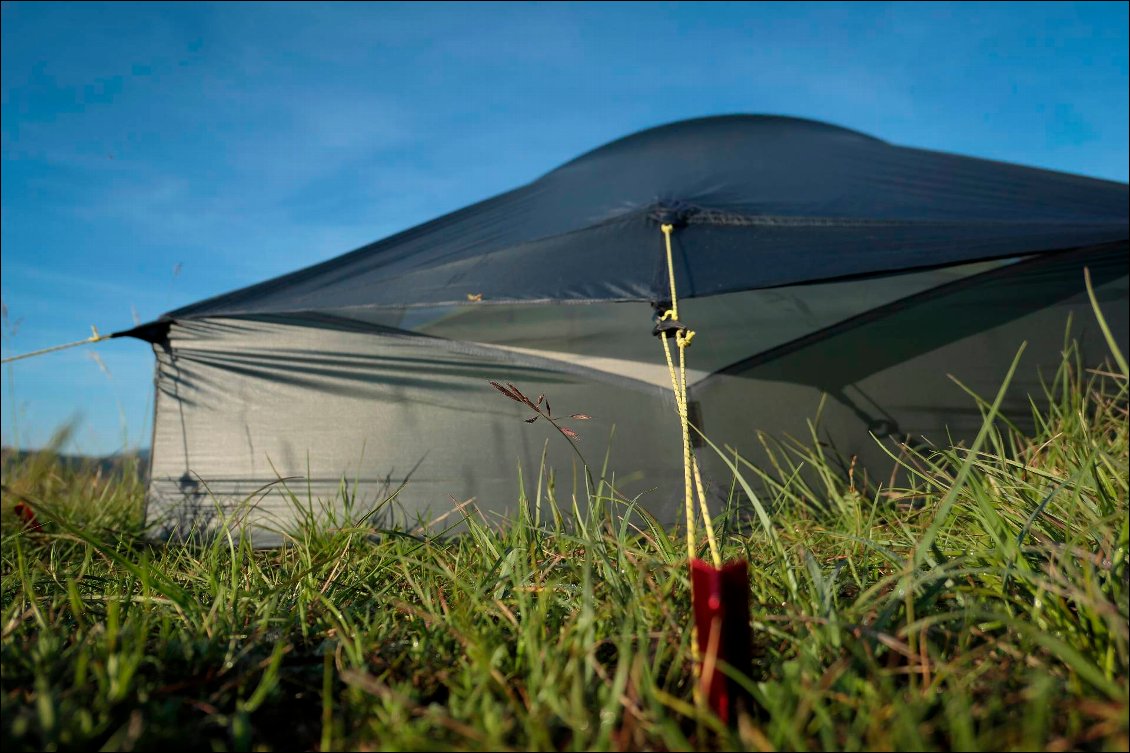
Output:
[
  {"xmin": 114, "ymin": 320, "xmax": 173, "ymax": 344},
  {"xmin": 138, "ymin": 114, "xmax": 1130, "ymax": 546}
]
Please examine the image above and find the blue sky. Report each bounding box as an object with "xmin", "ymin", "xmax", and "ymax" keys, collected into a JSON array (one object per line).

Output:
[{"xmin": 2, "ymin": 1, "xmax": 1128, "ymax": 454}]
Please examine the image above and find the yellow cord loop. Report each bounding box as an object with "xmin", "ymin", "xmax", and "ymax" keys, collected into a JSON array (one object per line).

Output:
[{"xmin": 657, "ymin": 223, "xmax": 721, "ymax": 568}]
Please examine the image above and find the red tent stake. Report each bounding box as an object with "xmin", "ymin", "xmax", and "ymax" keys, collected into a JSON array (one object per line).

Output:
[
  {"xmin": 12, "ymin": 502, "xmax": 44, "ymax": 532},
  {"xmin": 691, "ymin": 557, "xmax": 753, "ymax": 724}
]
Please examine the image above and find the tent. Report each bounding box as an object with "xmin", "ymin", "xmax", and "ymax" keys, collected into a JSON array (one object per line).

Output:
[{"xmin": 120, "ymin": 115, "xmax": 1129, "ymax": 545}]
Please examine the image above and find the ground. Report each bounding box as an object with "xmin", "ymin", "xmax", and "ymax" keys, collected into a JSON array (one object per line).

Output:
[{"xmin": 2, "ymin": 342, "xmax": 1127, "ymax": 752}]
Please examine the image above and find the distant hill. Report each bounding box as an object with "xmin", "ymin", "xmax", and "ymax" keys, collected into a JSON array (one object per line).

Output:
[{"xmin": 1, "ymin": 447, "xmax": 149, "ymax": 478}]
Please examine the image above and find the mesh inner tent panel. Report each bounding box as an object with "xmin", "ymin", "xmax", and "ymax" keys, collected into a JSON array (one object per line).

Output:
[
  {"xmin": 146, "ymin": 246, "xmax": 1127, "ymax": 543},
  {"xmin": 691, "ymin": 246, "xmax": 1128, "ymax": 494}
]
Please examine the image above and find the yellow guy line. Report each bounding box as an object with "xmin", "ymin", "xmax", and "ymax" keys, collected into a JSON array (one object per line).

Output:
[
  {"xmin": 1, "ymin": 326, "xmax": 110, "ymax": 364},
  {"xmin": 658, "ymin": 223, "xmax": 721, "ymax": 568}
]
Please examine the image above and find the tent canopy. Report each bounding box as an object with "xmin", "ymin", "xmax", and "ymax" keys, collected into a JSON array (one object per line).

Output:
[{"xmin": 158, "ymin": 115, "xmax": 1128, "ymax": 322}]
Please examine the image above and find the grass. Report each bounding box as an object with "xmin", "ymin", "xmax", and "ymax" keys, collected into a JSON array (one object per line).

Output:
[{"xmin": 1, "ymin": 339, "xmax": 1127, "ymax": 752}]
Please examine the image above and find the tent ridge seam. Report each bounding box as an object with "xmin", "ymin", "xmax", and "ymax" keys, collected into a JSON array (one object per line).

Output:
[{"xmin": 669, "ymin": 207, "xmax": 1128, "ymax": 229}]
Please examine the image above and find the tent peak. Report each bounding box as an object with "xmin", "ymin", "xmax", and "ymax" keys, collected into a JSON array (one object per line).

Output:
[{"xmin": 546, "ymin": 114, "xmax": 885, "ymax": 177}]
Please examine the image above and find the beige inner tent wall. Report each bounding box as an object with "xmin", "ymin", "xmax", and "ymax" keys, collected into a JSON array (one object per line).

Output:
[{"xmin": 149, "ymin": 317, "xmax": 682, "ymax": 545}]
